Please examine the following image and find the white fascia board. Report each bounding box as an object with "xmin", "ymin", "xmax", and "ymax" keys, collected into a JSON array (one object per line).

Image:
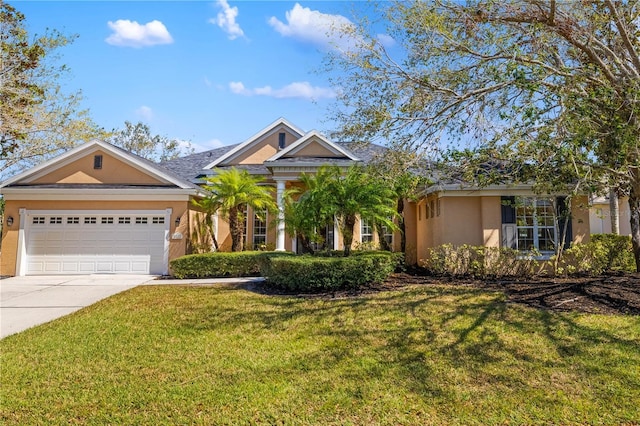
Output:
[
  {"xmin": 422, "ymin": 183, "xmax": 578, "ymax": 197},
  {"xmin": 204, "ymin": 117, "xmax": 305, "ymax": 169},
  {"xmin": 267, "ymin": 130, "xmax": 360, "ymax": 162},
  {"xmin": 0, "ymin": 187, "xmax": 200, "ymax": 201}
]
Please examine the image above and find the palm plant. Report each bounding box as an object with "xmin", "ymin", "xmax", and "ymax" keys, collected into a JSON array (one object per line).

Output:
[
  {"xmin": 297, "ymin": 165, "xmax": 398, "ymax": 256},
  {"xmin": 201, "ymin": 167, "xmax": 277, "ymax": 252}
]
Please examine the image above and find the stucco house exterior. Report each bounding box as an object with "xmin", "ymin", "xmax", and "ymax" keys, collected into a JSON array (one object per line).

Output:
[{"xmin": 0, "ymin": 117, "xmax": 591, "ymax": 276}]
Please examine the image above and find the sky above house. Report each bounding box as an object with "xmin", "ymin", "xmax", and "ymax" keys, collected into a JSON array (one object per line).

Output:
[{"xmin": 14, "ymin": 0, "xmax": 385, "ymax": 152}]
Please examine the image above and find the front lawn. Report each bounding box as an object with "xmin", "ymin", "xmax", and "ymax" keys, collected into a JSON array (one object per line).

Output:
[{"xmin": 1, "ymin": 283, "xmax": 639, "ymax": 425}]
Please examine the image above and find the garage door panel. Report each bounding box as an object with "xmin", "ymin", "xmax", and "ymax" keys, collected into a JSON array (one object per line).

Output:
[{"xmin": 25, "ymin": 213, "xmax": 168, "ymax": 275}]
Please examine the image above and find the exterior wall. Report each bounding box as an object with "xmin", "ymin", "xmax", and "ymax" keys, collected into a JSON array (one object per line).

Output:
[
  {"xmin": 590, "ymin": 196, "xmax": 632, "ymax": 236},
  {"xmin": 409, "ymin": 194, "xmax": 592, "ymax": 267},
  {"xmin": 30, "ymin": 150, "xmax": 162, "ymax": 185},
  {"xmin": 572, "ymin": 195, "xmax": 591, "ymax": 244},
  {"xmin": 439, "ymin": 196, "xmax": 483, "ymax": 246},
  {"xmin": 403, "ymin": 200, "xmax": 418, "ymax": 265},
  {"xmin": 0, "ymin": 199, "xmax": 190, "ymax": 276},
  {"xmin": 481, "ymin": 196, "xmax": 501, "ymax": 247},
  {"xmin": 292, "ymin": 141, "xmax": 341, "ymax": 158},
  {"xmin": 235, "ymin": 130, "xmax": 299, "ymax": 165}
]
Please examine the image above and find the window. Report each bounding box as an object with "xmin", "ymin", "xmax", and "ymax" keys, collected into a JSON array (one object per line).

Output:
[
  {"xmin": 278, "ymin": 132, "xmax": 286, "ymax": 149},
  {"xmin": 252, "ymin": 209, "xmax": 267, "ymax": 249},
  {"xmin": 516, "ymin": 198, "xmax": 556, "ymax": 253},
  {"xmin": 32, "ymin": 217, "xmax": 45, "ymax": 224},
  {"xmin": 49, "ymin": 217, "xmax": 62, "ymax": 224},
  {"xmin": 436, "ymin": 199, "xmax": 441, "ymax": 217},
  {"xmin": 101, "ymin": 217, "xmax": 114, "ymax": 224},
  {"xmin": 118, "ymin": 217, "xmax": 131, "ymax": 224},
  {"xmin": 94, "ymin": 154, "xmax": 103, "ymax": 169},
  {"xmin": 430, "ymin": 200, "xmax": 435, "ymax": 218},
  {"xmin": 67, "ymin": 217, "xmax": 79, "ymax": 224},
  {"xmin": 152, "ymin": 217, "xmax": 165, "ymax": 224},
  {"xmin": 135, "ymin": 217, "xmax": 148, "ymax": 224},
  {"xmin": 84, "ymin": 217, "xmax": 97, "ymax": 224},
  {"xmin": 361, "ymin": 218, "xmax": 373, "ymax": 243}
]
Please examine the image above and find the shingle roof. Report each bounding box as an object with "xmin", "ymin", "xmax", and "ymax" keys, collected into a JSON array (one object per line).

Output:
[
  {"xmin": 159, "ymin": 141, "xmax": 390, "ymax": 183},
  {"xmin": 159, "ymin": 144, "xmax": 239, "ymax": 182}
]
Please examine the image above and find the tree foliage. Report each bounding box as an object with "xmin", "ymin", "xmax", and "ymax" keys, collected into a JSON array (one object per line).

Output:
[
  {"xmin": 292, "ymin": 165, "xmax": 398, "ymax": 256},
  {"xmin": 0, "ymin": 3, "xmax": 104, "ymax": 178},
  {"xmin": 109, "ymin": 121, "xmax": 193, "ymax": 163},
  {"xmin": 201, "ymin": 168, "xmax": 277, "ymax": 252},
  {"xmin": 326, "ymin": 0, "xmax": 640, "ymax": 271}
]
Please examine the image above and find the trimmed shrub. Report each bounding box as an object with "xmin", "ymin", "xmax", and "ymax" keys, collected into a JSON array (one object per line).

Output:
[
  {"xmin": 420, "ymin": 244, "xmax": 542, "ymax": 278},
  {"xmin": 170, "ymin": 251, "xmax": 294, "ymax": 279},
  {"xmin": 559, "ymin": 234, "xmax": 634, "ymax": 275},
  {"xmin": 260, "ymin": 251, "xmax": 400, "ymax": 292}
]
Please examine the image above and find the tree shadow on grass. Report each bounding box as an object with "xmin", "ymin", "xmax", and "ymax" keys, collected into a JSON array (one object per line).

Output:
[{"xmin": 172, "ymin": 283, "xmax": 640, "ymax": 421}]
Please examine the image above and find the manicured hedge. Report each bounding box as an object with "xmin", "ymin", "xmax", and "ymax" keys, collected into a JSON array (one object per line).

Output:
[
  {"xmin": 259, "ymin": 251, "xmax": 401, "ymax": 292},
  {"xmin": 170, "ymin": 251, "xmax": 294, "ymax": 279}
]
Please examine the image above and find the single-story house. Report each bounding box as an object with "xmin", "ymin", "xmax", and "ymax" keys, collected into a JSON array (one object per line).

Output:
[{"xmin": 0, "ymin": 117, "xmax": 591, "ymax": 276}]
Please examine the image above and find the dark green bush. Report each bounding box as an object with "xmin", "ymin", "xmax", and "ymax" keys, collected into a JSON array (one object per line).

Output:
[
  {"xmin": 170, "ymin": 251, "xmax": 294, "ymax": 279},
  {"xmin": 260, "ymin": 251, "xmax": 400, "ymax": 292}
]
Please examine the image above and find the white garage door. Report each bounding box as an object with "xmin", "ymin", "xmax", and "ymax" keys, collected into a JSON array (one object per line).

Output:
[{"xmin": 25, "ymin": 212, "xmax": 168, "ymax": 275}]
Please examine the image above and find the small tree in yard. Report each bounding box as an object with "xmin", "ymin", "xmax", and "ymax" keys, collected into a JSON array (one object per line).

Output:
[
  {"xmin": 201, "ymin": 168, "xmax": 277, "ymax": 252},
  {"xmin": 326, "ymin": 0, "xmax": 640, "ymax": 271},
  {"xmin": 296, "ymin": 165, "xmax": 398, "ymax": 256}
]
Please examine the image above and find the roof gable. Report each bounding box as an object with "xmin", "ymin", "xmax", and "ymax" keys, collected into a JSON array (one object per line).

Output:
[
  {"xmin": 0, "ymin": 140, "xmax": 196, "ymax": 189},
  {"xmin": 267, "ymin": 131, "xmax": 360, "ymax": 162},
  {"xmin": 204, "ymin": 117, "xmax": 305, "ymax": 168}
]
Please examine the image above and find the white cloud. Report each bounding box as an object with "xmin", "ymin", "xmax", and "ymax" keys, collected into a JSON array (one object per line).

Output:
[
  {"xmin": 135, "ymin": 105, "xmax": 153, "ymax": 121},
  {"xmin": 269, "ymin": 3, "xmax": 394, "ymax": 52},
  {"xmin": 106, "ymin": 19, "xmax": 173, "ymax": 48},
  {"xmin": 268, "ymin": 3, "xmax": 356, "ymax": 51},
  {"xmin": 229, "ymin": 81, "xmax": 336, "ymax": 101},
  {"xmin": 210, "ymin": 0, "xmax": 245, "ymax": 40}
]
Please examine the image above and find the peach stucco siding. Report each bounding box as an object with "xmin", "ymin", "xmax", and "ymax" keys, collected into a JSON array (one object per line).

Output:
[
  {"xmin": 30, "ymin": 150, "xmax": 163, "ymax": 185},
  {"xmin": 409, "ymin": 194, "xmax": 591, "ymax": 267},
  {"xmin": 235, "ymin": 130, "xmax": 299, "ymax": 165},
  {"xmin": 292, "ymin": 141, "xmax": 342, "ymax": 158}
]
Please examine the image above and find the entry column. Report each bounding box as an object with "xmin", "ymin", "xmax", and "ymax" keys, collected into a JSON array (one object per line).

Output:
[{"xmin": 275, "ymin": 179, "xmax": 286, "ymax": 251}]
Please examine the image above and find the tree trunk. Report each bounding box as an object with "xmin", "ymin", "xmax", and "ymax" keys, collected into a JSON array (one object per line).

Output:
[
  {"xmin": 375, "ymin": 222, "xmax": 391, "ymax": 251},
  {"xmin": 609, "ymin": 187, "xmax": 620, "ymax": 235},
  {"xmin": 343, "ymin": 214, "xmax": 356, "ymax": 256},
  {"xmin": 397, "ymin": 198, "xmax": 406, "ymax": 254},
  {"xmin": 229, "ymin": 206, "xmax": 244, "ymax": 252},
  {"xmin": 629, "ymin": 174, "xmax": 640, "ymax": 272}
]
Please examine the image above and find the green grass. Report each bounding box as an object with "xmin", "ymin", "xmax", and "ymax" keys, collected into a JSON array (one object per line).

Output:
[{"xmin": 1, "ymin": 284, "xmax": 639, "ymax": 425}]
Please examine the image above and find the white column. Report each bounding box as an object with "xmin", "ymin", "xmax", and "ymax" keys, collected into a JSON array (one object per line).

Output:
[
  {"xmin": 16, "ymin": 208, "xmax": 27, "ymax": 276},
  {"xmin": 276, "ymin": 179, "xmax": 286, "ymax": 251}
]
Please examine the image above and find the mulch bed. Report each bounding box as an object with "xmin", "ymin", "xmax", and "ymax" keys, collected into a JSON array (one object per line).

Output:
[
  {"xmin": 382, "ymin": 271, "xmax": 640, "ymax": 315},
  {"xmin": 253, "ymin": 270, "xmax": 640, "ymax": 315}
]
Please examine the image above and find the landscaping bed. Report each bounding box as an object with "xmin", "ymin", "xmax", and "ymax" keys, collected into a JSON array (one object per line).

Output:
[{"xmin": 255, "ymin": 270, "xmax": 640, "ymax": 315}]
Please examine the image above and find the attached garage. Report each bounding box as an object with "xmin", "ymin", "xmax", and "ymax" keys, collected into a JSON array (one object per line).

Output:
[
  {"xmin": 23, "ymin": 211, "xmax": 170, "ymax": 275},
  {"xmin": 0, "ymin": 140, "xmax": 206, "ymax": 277}
]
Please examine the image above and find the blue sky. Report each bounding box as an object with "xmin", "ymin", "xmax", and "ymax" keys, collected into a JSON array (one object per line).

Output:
[{"xmin": 14, "ymin": 1, "xmax": 379, "ymax": 152}]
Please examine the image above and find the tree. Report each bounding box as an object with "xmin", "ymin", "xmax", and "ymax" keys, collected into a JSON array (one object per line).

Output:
[
  {"xmin": 190, "ymin": 196, "xmax": 221, "ymax": 252},
  {"xmin": 364, "ymin": 148, "xmax": 430, "ymax": 255},
  {"xmin": 296, "ymin": 165, "xmax": 398, "ymax": 256},
  {"xmin": 326, "ymin": 0, "xmax": 640, "ymax": 271},
  {"xmin": 110, "ymin": 121, "xmax": 193, "ymax": 163},
  {"xmin": 201, "ymin": 167, "xmax": 277, "ymax": 252},
  {"xmin": 0, "ymin": 3, "xmax": 104, "ymax": 178}
]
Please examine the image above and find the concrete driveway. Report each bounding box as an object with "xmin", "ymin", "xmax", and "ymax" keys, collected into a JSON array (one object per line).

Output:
[{"xmin": 0, "ymin": 275, "xmax": 155, "ymax": 339}]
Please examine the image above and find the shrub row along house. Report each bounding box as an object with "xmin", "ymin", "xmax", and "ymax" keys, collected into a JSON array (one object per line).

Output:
[{"xmin": 0, "ymin": 118, "xmax": 590, "ymax": 276}]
